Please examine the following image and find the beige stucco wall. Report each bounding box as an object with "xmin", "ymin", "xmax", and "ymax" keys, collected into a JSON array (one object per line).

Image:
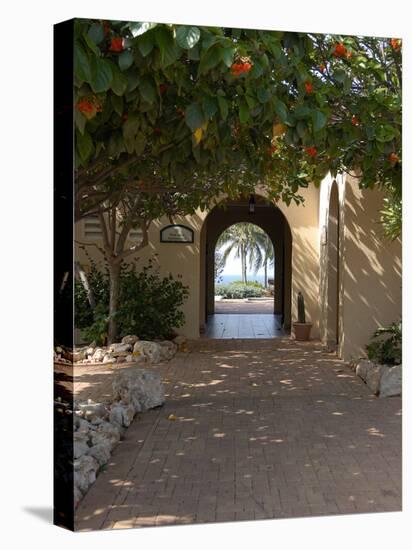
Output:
[
  {"xmin": 76, "ymin": 173, "xmax": 401, "ymax": 351},
  {"xmin": 319, "ymin": 174, "xmax": 402, "ymax": 361},
  {"xmin": 75, "ymin": 184, "xmax": 322, "ymax": 339}
]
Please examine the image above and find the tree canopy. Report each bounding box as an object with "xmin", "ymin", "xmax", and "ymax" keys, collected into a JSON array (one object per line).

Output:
[{"xmin": 74, "ymin": 19, "xmax": 401, "ymax": 236}]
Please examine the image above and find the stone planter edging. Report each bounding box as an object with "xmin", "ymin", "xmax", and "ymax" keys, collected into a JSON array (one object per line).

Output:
[{"xmin": 354, "ymin": 359, "xmax": 402, "ymax": 397}]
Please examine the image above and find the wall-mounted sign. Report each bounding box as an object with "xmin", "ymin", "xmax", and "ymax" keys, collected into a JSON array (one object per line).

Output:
[{"xmin": 160, "ymin": 224, "xmax": 194, "ymax": 243}]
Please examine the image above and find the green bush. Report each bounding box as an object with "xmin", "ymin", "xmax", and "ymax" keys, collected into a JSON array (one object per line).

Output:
[
  {"xmin": 215, "ymin": 282, "xmax": 265, "ymax": 299},
  {"xmin": 229, "ymin": 280, "xmax": 264, "ymax": 288},
  {"xmin": 366, "ymin": 321, "xmax": 402, "ymax": 366},
  {"xmin": 75, "ymin": 261, "xmax": 189, "ymax": 343}
]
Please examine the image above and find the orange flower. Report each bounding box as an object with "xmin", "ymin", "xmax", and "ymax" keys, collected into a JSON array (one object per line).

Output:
[
  {"xmin": 332, "ymin": 43, "xmax": 347, "ymax": 58},
  {"xmin": 351, "ymin": 116, "xmax": 359, "ymax": 126},
  {"xmin": 390, "ymin": 38, "xmax": 401, "ymax": 51},
  {"xmin": 319, "ymin": 64, "xmax": 326, "ymax": 73},
  {"xmin": 109, "ymin": 37, "xmax": 123, "ymax": 52},
  {"xmin": 77, "ymin": 99, "xmax": 94, "ymax": 113},
  {"xmin": 389, "ymin": 152, "xmax": 399, "ymax": 164},
  {"xmin": 231, "ymin": 62, "xmax": 253, "ymax": 76},
  {"xmin": 305, "ymin": 81, "xmax": 313, "ymax": 94},
  {"xmin": 305, "ymin": 146, "xmax": 317, "ymax": 158}
]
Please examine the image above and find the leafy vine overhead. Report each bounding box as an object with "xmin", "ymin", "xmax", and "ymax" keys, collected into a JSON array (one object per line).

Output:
[{"xmin": 74, "ymin": 20, "xmax": 401, "ymax": 235}]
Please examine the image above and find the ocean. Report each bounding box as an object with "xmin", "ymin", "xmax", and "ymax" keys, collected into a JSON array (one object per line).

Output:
[{"xmin": 218, "ymin": 273, "xmax": 274, "ymax": 285}]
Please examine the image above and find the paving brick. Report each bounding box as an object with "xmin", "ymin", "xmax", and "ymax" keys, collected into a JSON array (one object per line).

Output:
[{"xmin": 75, "ymin": 339, "xmax": 402, "ymax": 530}]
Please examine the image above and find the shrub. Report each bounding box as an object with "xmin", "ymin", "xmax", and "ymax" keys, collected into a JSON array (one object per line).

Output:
[
  {"xmin": 366, "ymin": 321, "xmax": 402, "ymax": 365},
  {"xmin": 229, "ymin": 280, "xmax": 264, "ymax": 288},
  {"xmin": 215, "ymin": 282, "xmax": 265, "ymax": 299},
  {"xmin": 75, "ymin": 261, "xmax": 189, "ymax": 343}
]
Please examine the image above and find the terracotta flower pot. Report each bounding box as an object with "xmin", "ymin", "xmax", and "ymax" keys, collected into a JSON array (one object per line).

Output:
[{"xmin": 293, "ymin": 322, "xmax": 312, "ymax": 341}]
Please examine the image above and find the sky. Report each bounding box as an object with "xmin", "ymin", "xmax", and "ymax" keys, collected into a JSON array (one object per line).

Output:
[{"xmin": 216, "ymin": 242, "xmax": 274, "ymax": 278}]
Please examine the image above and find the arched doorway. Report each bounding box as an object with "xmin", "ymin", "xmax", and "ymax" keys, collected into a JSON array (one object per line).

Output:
[
  {"xmin": 326, "ymin": 181, "xmax": 340, "ymax": 348},
  {"xmin": 199, "ymin": 195, "xmax": 292, "ymax": 337}
]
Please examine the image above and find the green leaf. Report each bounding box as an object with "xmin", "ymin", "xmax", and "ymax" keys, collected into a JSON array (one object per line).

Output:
[
  {"xmin": 118, "ymin": 50, "xmax": 134, "ymax": 71},
  {"xmin": 83, "ymin": 32, "xmax": 100, "ymax": 56},
  {"xmin": 239, "ymin": 100, "xmax": 250, "ymax": 124},
  {"xmin": 257, "ymin": 87, "xmax": 271, "ymax": 103},
  {"xmin": 75, "ymin": 109, "xmax": 86, "ymax": 134},
  {"xmin": 90, "ymin": 58, "xmax": 113, "ymax": 92},
  {"xmin": 294, "ymin": 104, "xmax": 311, "ymax": 119},
  {"xmin": 134, "ymin": 132, "xmax": 146, "ymax": 155},
  {"xmin": 129, "ymin": 22, "xmax": 158, "ymax": 38},
  {"xmin": 87, "ymin": 23, "xmax": 104, "ymax": 45},
  {"xmin": 138, "ymin": 31, "xmax": 155, "ymax": 57},
  {"xmin": 296, "ymin": 120, "xmax": 307, "ymax": 138},
  {"xmin": 175, "ymin": 26, "xmax": 201, "ymax": 49},
  {"xmin": 155, "ymin": 27, "xmax": 180, "ymax": 67},
  {"xmin": 111, "ymin": 94, "xmax": 123, "ymax": 116},
  {"xmin": 217, "ymin": 96, "xmax": 229, "ymax": 120},
  {"xmin": 274, "ymin": 99, "xmax": 288, "ymax": 123},
  {"xmin": 311, "ymin": 110, "xmax": 327, "ymax": 132},
  {"xmin": 110, "ymin": 64, "xmax": 127, "ymax": 96},
  {"xmin": 126, "ymin": 71, "xmax": 140, "ymax": 92},
  {"xmin": 76, "ymin": 130, "xmax": 94, "ymax": 162},
  {"xmin": 139, "ymin": 78, "xmax": 157, "ymax": 103},
  {"xmin": 221, "ymin": 46, "xmax": 236, "ymax": 68},
  {"xmin": 203, "ymin": 96, "xmax": 218, "ymax": 118},
  {"xmin": 74, "ymin": 42, "xmax": 91, "ymax": 83},
  {"xmin": 185, "ymin": 103, "xmax": 205, "ymax": 132},
  {"xmin": 376, "ymin": 124, "xmax": 397, "ymax": 142},
  {"xmin": 198, "ymin": 45, "xmax": 222, "ymax": 74}
]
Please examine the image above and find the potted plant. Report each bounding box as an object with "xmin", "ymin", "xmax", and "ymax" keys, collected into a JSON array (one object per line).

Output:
[{"xmin": 293, "ymin": 292, "xmax": 312, "ymax": 341}]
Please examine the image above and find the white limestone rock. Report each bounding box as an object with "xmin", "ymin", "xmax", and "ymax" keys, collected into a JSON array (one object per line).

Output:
[
  {"xmin": 77, "ymin": 401, "xmax": 109, "ymax": 423},
  {"xmin": 91, "ymin": 421, "xmax": 121, "ymax": 449},
  {"xmin": 91, "ymin": 348, "xmax": 105, "ymax": 362},
  {"xmin": 122, "ymin": 335, "xmax": 139, "ymax": 346},
  {"xmin": 73, "ymin": 350, "xmax": 85, "ymax": 362},
  {"xmin": 380, "ymin": 364, "xmax": 402, "ymax": 397},
  {"xmin": 74, "ymin": 455, "xmax": 99, "ymax": 494},
  {"xmin": 158, "ymin": 340, "xmax": 178, "ymax": 361},
  {"xmin": 74, "ymin": 485, "xmax": 83, "ymax": 508},
  {"xmin": 366, "ymin": 364, "xmax": 383, "ymax": 395},
  {"xmin": 86, "ymin": 346, "xmax": 96, "ymax": 358},
  {"xmin": 109, "ymin": 402, "xmax": 136, "ymax": 428},
  {"xmin": 103, "ymin": 353, "xmax": 116, "ymax": 364},
  {"xmin": 126, "ymin": 352, "xmax": 146, "ymax": 364},
  {"xmin": 355, "ymin": 359, "xmax": 375, "ymax": 382},
  {"xmin": 74, "ymin": 432, "xmax": 90, "ymax": 459},
  {"xmin": 133, "ymin": 341, "xmax": 161, "ymax": 363},
  {"xmin": 112, "ymin": 369, "xmax": 165, "ymax": 412},
  {"xmin": 87, "ymin": 442, "xmax": 112, "ymax": 467},
  {"xmin": 173, "ymin": 335, "xmax": 186, "ymax": 345},
  {"xmin": 73, "ymin": 415, "xmax": 92, "ymax": 434},
  {"xmin": 109, "ymin": 343, "xmax": 132, "ymax": 354}
]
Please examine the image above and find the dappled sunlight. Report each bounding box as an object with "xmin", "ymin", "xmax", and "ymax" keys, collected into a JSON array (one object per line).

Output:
[
  {"xmin": 367, "ymin": 427, "xmax": 385, "ymax": 438},
  {"xmin": 75, "ymin": 338, "xmax": 401, "ymax": 530}
]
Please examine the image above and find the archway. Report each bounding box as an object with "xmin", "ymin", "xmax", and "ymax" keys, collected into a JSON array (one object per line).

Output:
[
  {"xmin": 199, "ymin": 195, "xmax": 292, "ymax": 337},
  {"xmin": 326, "ymin": 181, "xmax": 340, "ymax": 348}
]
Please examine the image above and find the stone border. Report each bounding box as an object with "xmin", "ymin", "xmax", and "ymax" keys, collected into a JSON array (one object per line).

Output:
[
  {"xmin": 353, "ymin": 359, "xmax": 402, "ymax": 397},
  {"xmin": 72, "ymin": 367, "xmax": 165, "ymax": 507}
]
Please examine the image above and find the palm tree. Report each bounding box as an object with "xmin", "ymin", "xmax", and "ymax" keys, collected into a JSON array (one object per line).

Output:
[
  {"xmin": 217, "ymin": 223, "xmax": 273, "ymax": 284},
  {"xmin": 249, "ymin": 230, "xmax": 274, "ymax": 288}
]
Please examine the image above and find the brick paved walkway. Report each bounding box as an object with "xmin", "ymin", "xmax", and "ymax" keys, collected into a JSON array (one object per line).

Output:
[{"xmin": 75, "ymin": 338, "xmax": 402, "ymax": 531}]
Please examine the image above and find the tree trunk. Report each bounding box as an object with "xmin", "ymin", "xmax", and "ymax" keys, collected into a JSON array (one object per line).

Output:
[
  {"xmin": 264, "ymin": 259, "xmax": 268, "ymax": 288},
  {"xmin": 107, "ymin": 261, "xmax": 121, "ymax": 344},
  {"xmin": 242, "ymin": 245, "xmax": 247, "ymax": 284},
  {"xmin": 75, "ymin": 261, "xmax": 95, "ymax": 309}
]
